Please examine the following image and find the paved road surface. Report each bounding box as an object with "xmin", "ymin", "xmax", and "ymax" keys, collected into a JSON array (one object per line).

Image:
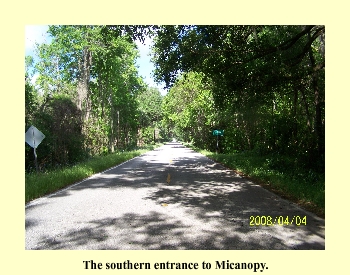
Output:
[{"xmin": 25, "ymin": 142, "xmax": 325, "ymax": 250}]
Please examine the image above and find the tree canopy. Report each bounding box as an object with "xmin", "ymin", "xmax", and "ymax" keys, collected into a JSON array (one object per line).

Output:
[
  {"xmin": 25, "ymin": 25, "xmax": 164, "ymax": 172},
  {"xmin": 152, "ymin": 25, "xmax": 324, "ymax": 171},
  {"xmin": 25, "ymin": 25, "xmax": 325, "ymax": 174}
]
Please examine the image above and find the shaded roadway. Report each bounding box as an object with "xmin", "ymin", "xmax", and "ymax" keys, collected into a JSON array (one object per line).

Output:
[{"xmin": 25, "ymin": 142, "xmax": 325, "ymax": 250}]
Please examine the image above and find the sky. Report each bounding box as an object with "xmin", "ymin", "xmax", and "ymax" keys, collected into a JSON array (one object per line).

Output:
[{"xmin": 25, "ymin": 25, "xmax": 167, "ymax": 95}]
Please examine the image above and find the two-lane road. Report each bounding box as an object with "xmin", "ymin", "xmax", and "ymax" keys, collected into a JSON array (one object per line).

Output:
[{"xmin": 25, "ymin": 142, "xmax": 325, "ymax": 249}]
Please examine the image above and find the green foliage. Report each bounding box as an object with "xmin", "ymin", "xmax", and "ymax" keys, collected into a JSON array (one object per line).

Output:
[
  {"xmin": 153, "ymin": 25, "xmax": 325, "ymax": 172},
  {"xmin": 162, "ymin": 72, "xmax": 218, "ymax": 148},
  {"xmin": 138, "ymin": 126, "xmax": 155, "ymax": 144},
  {"xmin": 25, "ymin": 94, "xmax": 86, "ymax": 172},
  {"xmin": 25, "ymin": 25, "xmax": 325, "ymax": 213},
  {"xmin": 137, "ymin": 87, "xmax": 163, "ymax": 127},
  {"xmin": 26, "ymin": 25, "xmax": 154, "ymax": 173},
  {"xmin": 136, "ymin": 86, "xmax": 164, "ymax": 144},
  {"xmin": 25, "ymin": 78, "xmax": 38, "ymax": 127}
]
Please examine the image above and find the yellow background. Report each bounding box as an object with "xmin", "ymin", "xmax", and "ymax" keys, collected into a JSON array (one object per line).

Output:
[{"xmin": 1, "ymin": 0, "xmax": 348, "ymax": 273}]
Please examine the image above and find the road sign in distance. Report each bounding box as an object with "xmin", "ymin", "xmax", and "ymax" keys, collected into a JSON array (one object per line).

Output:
[{"xmin": 212, "ymin": 130, "xmax": 224, "ymax": 136}]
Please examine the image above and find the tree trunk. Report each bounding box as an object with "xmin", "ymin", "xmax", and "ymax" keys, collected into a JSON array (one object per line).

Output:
[
  {"xmin": 299, "ymin": 87, "xmax": 312, "ymax": 134},
  {"xmin": 308, "ymin": 31, "xmax": 324, "ymax": 159},
  {"xmin": 291, "ymin": 84, "xmax": 299, "ymax": 143},
  {"xmin": 77, "ymin": 47, "xmax": 92, "ymax": 122}
]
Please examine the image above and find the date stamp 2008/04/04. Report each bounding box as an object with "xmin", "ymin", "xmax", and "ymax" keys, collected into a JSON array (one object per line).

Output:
[{"xmin": 249, "ymin": 215, "xmax": 307, "ymax": 226}]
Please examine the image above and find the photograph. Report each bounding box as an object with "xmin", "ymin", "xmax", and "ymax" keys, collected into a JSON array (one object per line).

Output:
[
  {"xmin": 25, "ymin": 25, "xmax": 325, "ymax": 251},
  {"xmin": 3, "ymin": 2, "xmax": 347, "ymax": 273}
]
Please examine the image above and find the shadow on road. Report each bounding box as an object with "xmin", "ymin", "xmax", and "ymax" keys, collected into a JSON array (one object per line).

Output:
[{"xmin": 27, "ymin": 143, "xmax": 325, "ymax": 250}]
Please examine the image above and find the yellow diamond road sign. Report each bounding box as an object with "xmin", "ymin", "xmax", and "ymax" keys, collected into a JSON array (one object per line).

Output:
[{"xmin": 25, "ymin": 125, "xmax": 45, "ymax": 148}]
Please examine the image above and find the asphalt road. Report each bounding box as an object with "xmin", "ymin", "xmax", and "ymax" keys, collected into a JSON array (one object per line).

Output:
[{"xmin": 25, "ymin": 142, "xmax": 325, "ymax": 250}]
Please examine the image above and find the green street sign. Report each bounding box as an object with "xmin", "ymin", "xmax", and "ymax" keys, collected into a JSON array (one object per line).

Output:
[{"xmin": 212, "ymin": 129, "xmax": 224, "ymax": 136}]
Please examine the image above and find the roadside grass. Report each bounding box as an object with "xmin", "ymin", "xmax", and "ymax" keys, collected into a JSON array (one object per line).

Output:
[
  {"xmin": 185, "ymin": 144, "xmax": 325, "ymax": 218},
  {"xmin": 25, "ymin": 144, "xmax": 162, "ymax": 203}
]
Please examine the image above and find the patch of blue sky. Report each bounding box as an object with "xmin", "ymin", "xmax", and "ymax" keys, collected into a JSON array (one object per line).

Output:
[{"xmin": 25, "ymin": 25, "xmax": 167, "ymax": 95}]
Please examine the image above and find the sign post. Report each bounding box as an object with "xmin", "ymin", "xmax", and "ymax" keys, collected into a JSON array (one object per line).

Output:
[
  {"xmin": 25, "ymin": 126, "xmax": 45, "ymax": 173},
  {"xmin": 212, "ymin": 129, "xmax": 224, "ymax": 153}
]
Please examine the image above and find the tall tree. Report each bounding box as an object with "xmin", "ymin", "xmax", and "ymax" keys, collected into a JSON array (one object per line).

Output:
[
  {"xmin": 136, "ymin": 87, "xmax": 163, "ymax": 144},
  {"xmin": 152, "ymin": 25, "xmax": 325, "ymax": 169},
  {"xmin": 27, "ymin": 25, "xmax": 147, "ymax": 171},
  {"xmin": 162, "ymin": 72, "xmax": 218, "ymax": 148}
]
